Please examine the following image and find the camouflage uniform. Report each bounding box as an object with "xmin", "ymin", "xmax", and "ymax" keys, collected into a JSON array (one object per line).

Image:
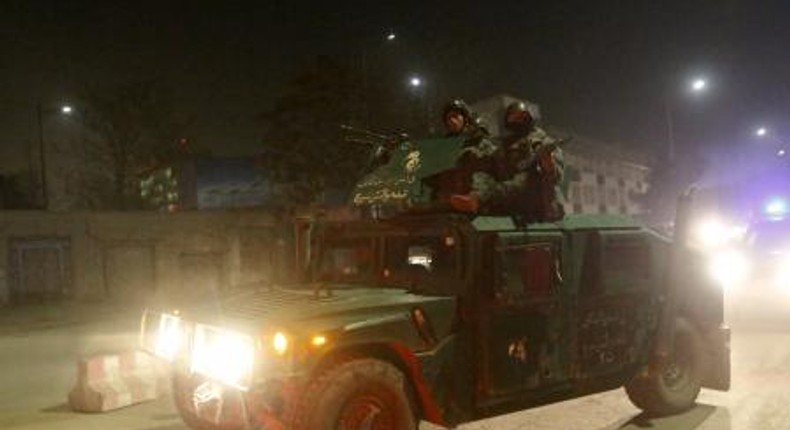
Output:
[
  {"xmin": 485, "ymin": 126, "xmax": 565, "ymax": 222},
  {"xmin": 427, "ymin": 100, "xmax": 499, "ymax": 203},
  {"xmin": 453, "ymin": 101, "xmax": 566, "ymax": 222}
]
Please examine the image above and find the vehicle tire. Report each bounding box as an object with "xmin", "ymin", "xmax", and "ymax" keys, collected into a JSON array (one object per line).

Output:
[
  {"xmin": 287, "ymin": 358, "xmax": 418, "ymax": 430},
  {"xmin": 625, "ymin": 318, "xmax": 705, "ymax": 416},
  {"xmin": 172, "ymin": 372, "xmax": 248, "ymax": 430}
]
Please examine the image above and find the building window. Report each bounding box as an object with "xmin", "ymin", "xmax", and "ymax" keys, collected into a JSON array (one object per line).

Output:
[
  {"xmin": 607, "ymin": 188, "xmax": 619, "ymax": 206},
  {"xmin": 571, "ymin": 184, "xmax": 582, "ymax": 204},
  {"xmin": 583, "ymin": 185, "xmax": 596, "ymax": 205}
]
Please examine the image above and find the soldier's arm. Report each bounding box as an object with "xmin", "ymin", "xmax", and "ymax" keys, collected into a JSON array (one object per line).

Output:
[{"xmin": 539, "ymin": 146, "xmax": 563, "ymax": 183}]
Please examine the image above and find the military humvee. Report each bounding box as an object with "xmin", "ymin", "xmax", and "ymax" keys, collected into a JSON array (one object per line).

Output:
[{"xmin": 140, "ymin": 137, "xmax": 730, "ymax": 430}]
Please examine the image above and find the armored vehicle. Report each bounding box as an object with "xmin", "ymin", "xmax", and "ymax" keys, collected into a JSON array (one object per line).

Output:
[{"xmin": 140, "ymin": 137, "xmax": 730, "ymax": 430}]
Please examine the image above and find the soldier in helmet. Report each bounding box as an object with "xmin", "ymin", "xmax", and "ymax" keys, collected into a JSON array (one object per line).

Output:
[
  {"xmin": 442, "ymin": 99, "xmax": 487, "ymax": 139},
  {"xmin": 451, "ymin": 101, "xmax": 565, "ymax": 223},
  {"xmin": 426, "ymin": 99, "xmax": 498, "ymax": 204}
]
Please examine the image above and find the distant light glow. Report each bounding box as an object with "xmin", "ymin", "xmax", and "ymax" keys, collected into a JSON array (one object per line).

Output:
[
  {"xmin": 756, "ymin": 127, "xmax": 768, "ymax": 137},
  {"xmin": 778, "ymin": 149, "xmax": 786, "ymax": 157},
  {"xmin": 386, "ymin": 31, "xmax": 396, "ymax": 41},
  {"xmin": 691, "ymin": 78, "xmax": 707, "ymax": 92},
  {"xmin": 61, "ymin": 105, "xmax": 73, "ymax": 114},
  {"xmin": 765, "ymin": 198, "xmax": 789, "ymax": 219},
  {"xmin": 409, "ymin": 76, "xmax": 423, "ymax": 87},
  {"xmin": 408, "ymin": 255, "xmax": 431, "ymax": 268}
]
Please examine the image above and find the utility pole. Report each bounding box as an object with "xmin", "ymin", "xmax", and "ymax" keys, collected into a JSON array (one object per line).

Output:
[{"xmin": 36, "ymin": 102, "xmax": 48, "ymax": 209}]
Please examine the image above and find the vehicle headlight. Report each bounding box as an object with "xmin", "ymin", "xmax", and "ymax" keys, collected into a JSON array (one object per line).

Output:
[
  {"xmin": 191, "ymin": 325, "xmax": 256, "ymax": 390},
  {"xmin": 708, "ymin": 249, "xmax": 751, "ymax": 288},
  {"xmin": 140, "ymin": 311, "xmax": 185, "ymax": 361},
  {"xmin": 272, "ymin": 331, "xmax": 289, "ymax": 355},
  {"xmin": 693, "ymin": 217, "xmax": 747, "ymax": 251}
]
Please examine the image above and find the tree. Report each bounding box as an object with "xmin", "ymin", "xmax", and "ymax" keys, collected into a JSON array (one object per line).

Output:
[
  {"xmin": 78, "ymin": 80, "xmax": 189, "ymax": 209},
  {"xmin": 260, "ymin": 55, "xmax": 431, "ymax": 208}
]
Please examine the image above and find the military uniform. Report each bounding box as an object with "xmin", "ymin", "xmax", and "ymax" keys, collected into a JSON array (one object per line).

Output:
[
  {"xmin": 483, "ymin": 126, "xmax": 565, "ymax": 222},
  {"xmin": 451, "ymin": 101, "xmax": 566, "ymax": 223},
  {"xmin": 427, "ymin": 100, "xmax": 499, "ymax": 204}
]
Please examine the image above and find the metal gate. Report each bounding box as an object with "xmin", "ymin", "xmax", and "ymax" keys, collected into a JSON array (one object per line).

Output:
[{"xmin": 7, "ymin": 237, "xmax": 72, "ymax": 303}]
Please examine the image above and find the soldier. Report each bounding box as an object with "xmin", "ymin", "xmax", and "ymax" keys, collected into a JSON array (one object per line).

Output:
[
  {"xmin": 427, "ymin": 99, "xmax": 499, "ymax": 204},
  {"xmin": 451, "ymin": 101, "xmax": 566, "ymax": 223},
  {"xmin": 442, "ymin": 99, "xmax": 486, "ymax": 139}
]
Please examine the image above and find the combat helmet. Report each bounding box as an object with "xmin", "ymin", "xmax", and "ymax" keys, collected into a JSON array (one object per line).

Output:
[
  {"xmin": 504, "ymin": 101, "xmax": 539, "ymax": 134},
  {"xmin": 443, "ymin": 99, "xmax": 472, "ymax": 122}
]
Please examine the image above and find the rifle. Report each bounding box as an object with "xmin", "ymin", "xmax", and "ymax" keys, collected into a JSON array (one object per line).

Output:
[
  {"xmin": 341, "ymin": 124, "xmax": 410, "ymax": 148},
  {"xmin": 340, "ymin": 124, "xmax": 412, "ymax": 171},
  {"xmin": 519, "ymin": 137, "xmax": 572, "ymax": 173}
]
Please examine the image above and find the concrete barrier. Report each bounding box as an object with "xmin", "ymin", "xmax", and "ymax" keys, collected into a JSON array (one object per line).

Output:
[{"xmin": 68, "ymin": 349, "xmax": 168, "ymax": 412}]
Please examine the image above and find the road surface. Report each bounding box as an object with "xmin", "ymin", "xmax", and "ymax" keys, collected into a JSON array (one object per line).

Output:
[{"xmin": 0, "ymin": 306, "xmax": 787, "ymax": 430}]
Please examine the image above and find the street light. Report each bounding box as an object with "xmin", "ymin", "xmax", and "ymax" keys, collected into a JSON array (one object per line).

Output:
[
  {"xmin": 355, "ymin": 30, "xmax": 402, "ymax": 124},
  {"xmin": 691, "ymin": 78, "xmax": 707, "ymax": 92},
  {"xmin": 408, "ymin": 75, "xmax": 423, "ymax": 88},
  {"xmin": 36, "ymin": 102, "xmax": 73, "ymax": 209},
  {"xmin": 753, "ymin": 125, "xmax": 787, "ymax": 158},
  {"xmin": 665, "ymin": 75, "xmax": 709, "ymax": 161}
]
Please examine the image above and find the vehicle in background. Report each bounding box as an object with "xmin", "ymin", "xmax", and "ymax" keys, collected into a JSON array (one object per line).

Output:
[{"xmin": 697, "ymin": 196, "xmax": 790, "ymax": 321}]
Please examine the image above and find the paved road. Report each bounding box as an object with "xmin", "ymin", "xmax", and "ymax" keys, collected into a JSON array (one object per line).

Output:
[{"xmin": 0, "ymin": 308, "xmax": 787, "ymax": 430}]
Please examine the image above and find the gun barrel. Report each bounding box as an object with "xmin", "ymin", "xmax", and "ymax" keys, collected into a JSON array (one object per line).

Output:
[
  {"xmin": 344, "ymin": 136, "xmax": 382, "ymax": 146},
  {"xmin": 340, "ymin": 124, "xmax": 393, "ymax": 141}
]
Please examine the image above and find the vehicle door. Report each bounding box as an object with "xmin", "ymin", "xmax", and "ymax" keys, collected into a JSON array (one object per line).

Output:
[
  {"xmin": 573, "ymin": 230, "xmax": 658, "ymax": 383},
  {"xmin": 476, "ymin": 231, "xmax": 570, "ymax": 407}
]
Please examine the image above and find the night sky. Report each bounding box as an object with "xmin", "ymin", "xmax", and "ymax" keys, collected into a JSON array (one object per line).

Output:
[{"xmin": 2, "ymin": 0, "xmax": 790, "ymax": 172}]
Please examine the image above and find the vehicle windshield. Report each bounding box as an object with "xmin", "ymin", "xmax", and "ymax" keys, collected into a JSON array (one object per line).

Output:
[
  {"xmin": 379, "ymin": 234, "xmax": 461, "ymax": 294},
  {"xmin": 313, "ymin": 232, "xmax": 461, "ymax": 294},
  {"xmin": 315, "ymin": 238, "xmax": 376, "ymax": 284}
]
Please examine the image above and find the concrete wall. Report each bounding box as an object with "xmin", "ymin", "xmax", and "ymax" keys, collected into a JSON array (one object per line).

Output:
[{"xmin": 0, "ymin": 211, "xmax": 284, "ymax": 306}]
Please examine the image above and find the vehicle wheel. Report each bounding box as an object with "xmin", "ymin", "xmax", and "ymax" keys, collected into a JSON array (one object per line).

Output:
[
  {"xmin": 172, "ymin": 372, "xmax": 248, "ymax": 430},
  {"xmin": 625, "ymin": 318, "xmax": 705, "ymax": 416},
  {"xmin": 287, "ymin": 358, "xmax": 418, "ymax": 430}
]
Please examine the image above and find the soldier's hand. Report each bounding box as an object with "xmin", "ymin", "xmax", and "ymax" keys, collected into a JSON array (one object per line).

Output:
[
  {"xmin": 538, "ymin": 151, "xmax": 557, "ymax": 177},
  {"xmin": 450, "ymin": 193, "xmax": 480, "ymax": 213}
]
